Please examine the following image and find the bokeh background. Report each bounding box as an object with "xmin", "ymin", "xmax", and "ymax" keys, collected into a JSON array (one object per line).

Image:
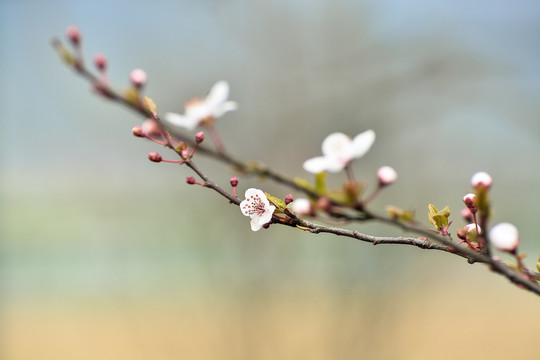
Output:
[{"xmin": 2, "ymin": 1, "xmax": 540, "ymax": 359}]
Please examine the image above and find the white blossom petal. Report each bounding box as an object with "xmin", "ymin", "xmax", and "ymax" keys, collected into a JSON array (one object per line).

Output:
[
  {"xmin": 351, "ymin": 129, "xmax": 376, "ymax": 158},
  {"xmin": 240, "ymin": 188, "xmax": 275, "ymax": 231},
  {"xmin": 257, "ymin": 205, "xmax": 276, "ymax": 225},
  {"xmin": 250, "ymin": 217, "xmax": 263, "ymax": 231},
  {"xmin": 303, "ymin": 156, "xmax": 334, "ymax": 173},
  {"xmin": 204, "ymin": 81, "xmax": 230, "ymax": 109},
  {"xmin": 214, "ymin": 101, "xmax": 238, "ymax": 118},
  {"xmin": 164, "ymin": 112, "xmax": 199, "ymax": 130},
  {"xmin": 321, "ymin": 133, "xmax": 353, "ymax": 158}
]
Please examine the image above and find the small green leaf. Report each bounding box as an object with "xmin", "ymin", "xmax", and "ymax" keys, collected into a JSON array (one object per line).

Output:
[
  {"xmin": 265, "ymin": 193, "xmax": 287, "ymax": 212},
  {"xmin": 52, "ymin": 39, "xmax": 76, "ymax": 67},
  {"xmin": 428, "ymin": 204, "xmax": 439, "ymax": 228},
  {"xmin": 124, "ymin": 88, "xmax": 139, "ymax": 105},
  {"xmin": 428, "ymin": 204, "xmax": 450, "ymax": 231},
  {"xmin": 143, "ymin": 96, "xmax": 157, "ymax": 114},
  {"xmin": 387, "ymin": 205, "xmax": 415, "ymax": 223},
  {"xmin": 314, "ymin": 172, "xmax": 327, "ymax": 195},
  {"xmin": 475, "ymin": 184, "xmax": 490, "ymax": 219}
]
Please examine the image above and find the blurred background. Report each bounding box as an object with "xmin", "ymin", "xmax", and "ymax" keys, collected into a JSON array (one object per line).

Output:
[{"xmin": 2, "ymin": 0, "xmax": 540, "ymax": 359}]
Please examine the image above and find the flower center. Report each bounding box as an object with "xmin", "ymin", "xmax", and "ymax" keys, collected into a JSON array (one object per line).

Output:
[{"xmin": 242, "ymin": 194, "xmax": 266, "ymax": 216}]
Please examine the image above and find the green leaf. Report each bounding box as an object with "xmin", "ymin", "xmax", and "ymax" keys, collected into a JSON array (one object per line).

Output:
[
  {"xmin": 428, "ymin": 204, "xmax": 450, "ymax": 231},
  {"xmin": 314, "ymin": 172, "xmax": 327, "ymax": 195},
  {"xmin": 265, "ymin": 193, "xmax": 287, "ymax": 212},
  {"xmin": 387, "ymin": 205, "xmax": 415, "ymax": 223},
  {"xmin": 124, "ymin": 88, "xmax": 139, "ymax": 105},
  {"xmin": 143, "ymin": 96, "xmax": 157, "ymax": 114}
]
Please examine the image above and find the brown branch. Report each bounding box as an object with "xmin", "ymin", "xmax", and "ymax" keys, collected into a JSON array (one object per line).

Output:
[{"xmin": 52, "ymin": 38, "xmax": 540, "ymax": 297}]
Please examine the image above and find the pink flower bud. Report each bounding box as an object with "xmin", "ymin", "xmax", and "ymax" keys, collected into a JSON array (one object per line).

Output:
[
  {"xmin": 93, "ymin": 53, "xmax": 107, "ymax": 71},
  {"xmin": 132, "ymin": 125, "xmax": 145, "ymax": 137},
  {"xmin": 66, "ymin": 25, "xmax": 81, "ymax": 46},
  {"xmin": 141, "ymin": 119, "xmax": 163, "ymax": 138},
  {"xmin": 230, "ymin": 176, "xmax": 239, "ymax": 187},
  {"xmin": 181, "ymin": 147, "xmax": 190, "ymax": 159},
  {"xmin": 471, "ymin": 171, "xmax": 492, "ymax": 189},
  {"xmin": 461, "ymin": 207, "xmax": 473, "ymax": 222},
  {"xmin": 377, "ymin": 166, "xmax": 397, "ymax": 187},
  {"xmin": 195, "ymin": 131, "xmax": 205, "ymax": 144},
  {"xmin": 489, "ymin": 222, "xmax": 519, "ymax": 253},
  {"xmin": 186, "ymin": 176, "xmax": 197, "ymax": 185},
  {"xmin": 291, "ymin": 198, "xmax": 312, "ymax": 216},
  {"xmin": 462, "ymin": 193, "xmax": 477, "ymax": 213},
  {"xmin": 130, "ymin": 69, "xmax": 147, "ymax": 88},
  {"xmin": 284, "ymin": 194, "xmax": 294, "ymax": 205},
  {"xmin": 148, "ymin": 152, "xmax": 162, "ymax": 162}
]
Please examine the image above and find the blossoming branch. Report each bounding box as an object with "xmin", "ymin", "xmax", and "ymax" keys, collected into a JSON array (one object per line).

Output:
[{"xmin": 51, "ymin": 25, "xmax": 540, "ymax": 297}]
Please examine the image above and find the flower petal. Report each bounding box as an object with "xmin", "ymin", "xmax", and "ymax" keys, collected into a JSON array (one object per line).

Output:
[
  {"xmin": 204, "ymin": 81, "xmax": 229, "ymax": 109},
  {"xmin": 213, "ymin": 101, "xmax": 238, "ymax": 117},
  {"xmin": 244, "ymin": 188, "xmax": 265, "ymax": 202},
  {"xmin": 250, "ymin": 217, "xmax": 263, "ymax": 231},
  {"xmin": 321, "ymin": 133, "xmax": 352, "ymax": 158},
  {"xmin": 164, "ymin": 112, "xmax": 199, "ymax": 130},
  {"xmin": 303, "ymin": 156, "xmax": 331, "ymax": 173},
  {"xmin": 257, "ymin": 205, "xmax": 275, "ymax": 225},
  {"xmin": 351, "ymin": 129, "xmax": 375, "ymax": 158}
]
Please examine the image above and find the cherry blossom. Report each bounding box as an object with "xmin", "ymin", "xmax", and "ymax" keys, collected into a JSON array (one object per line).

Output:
[
  {"xmin": 240, "ymin": 188, "xmax": 276, "ymax": 231},
  {"xmin": 164, "ymin": 81, "xmax": 238, "ymax": 130},
  {"xmin": 303, "ymin": 130, "xmax": 375, "ymax": 173}
]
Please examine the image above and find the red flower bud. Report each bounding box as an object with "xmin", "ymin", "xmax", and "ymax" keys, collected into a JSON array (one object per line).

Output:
[{"xmin": 230, "ymin": 176, "xmax": 239, "ymax": 187}]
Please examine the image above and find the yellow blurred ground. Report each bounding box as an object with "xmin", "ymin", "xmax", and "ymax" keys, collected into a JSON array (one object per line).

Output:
[{"xmin": 4, "ymin": 285, "xmax": 540, "ymax": 360}]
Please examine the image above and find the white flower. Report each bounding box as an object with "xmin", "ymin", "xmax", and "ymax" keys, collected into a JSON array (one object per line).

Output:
[
  {"xmin": 240, "ymin": 188, "xmax": 276, "ymax": 231},
  {"xmin": 303, "ymin": 130, "xmax": 375, "ymax": 173},
  {"xmin": 164, "ymin": 81, "xmax": 238, "ymax": 130},
  {"xmin": 489, "ymin": 222, "xmax": 519, "ymax": 252}
]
